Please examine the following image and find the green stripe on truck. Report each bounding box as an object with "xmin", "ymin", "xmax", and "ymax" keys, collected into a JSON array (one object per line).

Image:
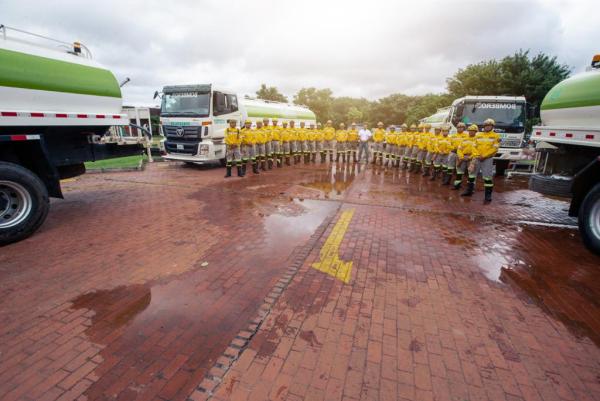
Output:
[
  {"xmin": 0, "ymin": 48, "xmax": 121, "ymax": 98},
  {"xmin": 245, "ymin": 104, "xmax": 316, "ymax": 120},
  {"xmin": 541, "ymin": 71, "xmax": 600, "ymax": 110}
]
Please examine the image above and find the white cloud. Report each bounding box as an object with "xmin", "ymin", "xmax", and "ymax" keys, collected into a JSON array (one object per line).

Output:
[{"xmin": 1, "ymin": 0, "xmax": 598, "ymax": 106}]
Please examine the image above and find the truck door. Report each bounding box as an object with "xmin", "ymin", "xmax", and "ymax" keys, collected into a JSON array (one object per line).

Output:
[{"xmin": 212, "ymin": 92, "xmax": 241, "ymax": 138}]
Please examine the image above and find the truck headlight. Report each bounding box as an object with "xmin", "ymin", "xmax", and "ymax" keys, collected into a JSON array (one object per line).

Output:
[{"xmin": 199, "ymin": 144, "xmax": 209, "ymax": 156}]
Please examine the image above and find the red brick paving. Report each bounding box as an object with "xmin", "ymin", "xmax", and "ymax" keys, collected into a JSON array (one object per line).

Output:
[{"xmin": 0, "ymin": 161, "xmax": 598, "ymax": 401}]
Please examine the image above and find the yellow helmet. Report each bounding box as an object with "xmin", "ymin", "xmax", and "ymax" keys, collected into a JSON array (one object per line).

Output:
[
  {"xmin": 272, "ymin": 118, "xmax": 279, "ymax": 122},
  {"xmin": 483, "ymin": 118, "xmax": 495, "ymax": 126},
  {"xmin": 326, "ymin": 120, "xmax": 333, "ymax": 124},
  {"xmin": 468, "ymin": 124, "xmax": 478, "ymax": 131},
  {"xmin": 417, "ymin": 123, "xmax": 424, "ymax": 129},
  {"xmin": 456, "ymin": 122, "xmax": 466, "ymax": 128},
  {"xmin": 244, "ymin": 119, "xmax": 252, "ymax": 124},
  {"xmin": 441, "ymin": 124, "xmax": 451, "ymax": 131},
  {"xmin": 423, "ymin": 123, "xmax": 432, "ymax": 129},
  {"xmin": 377, "ymin": 121, "xmax": 384, "ymax": 127},
  {"xmin": 401, "ymin": 123, "xmax": 408, "ymax": 129},
  {"xmin": 339, "ymin": 123, "xmax": 345, "ymax": 128},
  {"xmin": 410, "ymin": 124, "xmax": 417, "ymax": 129},
  {"xmin": 317, "ymin": 122, "xmax": 322, "ymax": 127}
]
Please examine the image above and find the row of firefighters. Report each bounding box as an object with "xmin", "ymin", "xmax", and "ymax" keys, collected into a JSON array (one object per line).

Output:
[{"xmin": 224, "ymin": 118, "xmax": 501, "ymax": 202}]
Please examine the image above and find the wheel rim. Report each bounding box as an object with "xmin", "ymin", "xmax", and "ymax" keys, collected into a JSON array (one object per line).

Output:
[
  {"xmin": 0, "ymin": 181, "xmax": 33, "ymax": 229},
  {"xmin": 591, "ymin": 198, "xmax": 600, "ymax": 241}
]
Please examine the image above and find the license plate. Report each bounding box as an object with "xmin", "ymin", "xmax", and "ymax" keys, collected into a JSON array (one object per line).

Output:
[{"xmin": 176, "ymin": 144, "xmax": 184, "ymax": 150}]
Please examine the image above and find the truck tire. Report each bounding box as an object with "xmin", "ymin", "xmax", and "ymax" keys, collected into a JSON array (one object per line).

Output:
[
  {"xmin": 528, "ymin": 174, "xmax": 573, "ymax": 197},
  {"xmin": 578, "ymin": 183, "xmax": 600, "ymax": 255},
  {"xmin": 0, "ymin": 162, "xmax": 50, "ymax": 246}
]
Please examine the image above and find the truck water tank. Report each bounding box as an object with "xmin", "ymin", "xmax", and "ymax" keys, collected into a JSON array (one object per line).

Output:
[
  {"xmin": 540, "ymin": 68, "xmax": 600, "ymax": 128},
  {"xmin": 0, "ymin": 39, "xmax": 122, "ymax": 114}
]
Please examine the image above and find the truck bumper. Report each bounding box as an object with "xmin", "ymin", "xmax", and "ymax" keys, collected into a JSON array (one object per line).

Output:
[
  {"xmin": 163, "ymin": 141, "xmax": 225, "ymax": 164},
  {"xmin": 495, "ymin": 148, "xmax": 524, "ymax": 161}
]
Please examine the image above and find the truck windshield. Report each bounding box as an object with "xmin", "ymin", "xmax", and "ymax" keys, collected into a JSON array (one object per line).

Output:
[
  {"xmin": 457, "ymin": 102, "xmax": 525, "ymax": 132},
  {"xmin": 161, "ymin": 92, "xmax": 210, "ymax": 117}
]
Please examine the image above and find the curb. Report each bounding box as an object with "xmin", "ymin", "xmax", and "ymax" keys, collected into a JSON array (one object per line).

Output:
[{"xmin": 186, "ymin": 208, "xmax": 339, "ymax": 401}]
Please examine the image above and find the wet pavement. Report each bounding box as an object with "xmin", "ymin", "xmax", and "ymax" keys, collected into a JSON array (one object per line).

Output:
[{"xmin": 0, "ymin": 160, "xmax": 598, "ymax": 401}]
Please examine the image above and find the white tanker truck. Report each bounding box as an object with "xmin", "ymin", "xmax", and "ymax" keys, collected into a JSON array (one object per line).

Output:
[
  {"xmin": 0, "ymin": 25, "xmax": 145, "ymax": 245},
  {"xmin": 155, "ymin": 85, "xmax": 316, "ymax": 165},
  {"xmin": 529, "ymin": 55, "xmax": 600, "ymax": 254}
]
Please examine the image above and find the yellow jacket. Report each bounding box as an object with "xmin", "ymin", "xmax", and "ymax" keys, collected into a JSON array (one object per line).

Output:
[
  {"xmin": 270, "ymin": 126, "xmax": 281, "ymax": 141},
  {"xmin": 254, "ymin": 129, "xmax": 266, "ymax": 144},
  {"xmin": 241, "ymin": 127, "xmax": 257, "ymax": 145},
  {"xmin": 436, "ymin": 135, "xmax": 452, "ymax": 154},
  {"xmin": 457, "ymin": 135, "xmax": 478, "ymax": 159},
  {"xmin": 449, "ymin": 132, "xmax": 468, "ymax": 152},
  {"xmin": 315, "ymin": 129, "xmax": 324, "ymax": 141},
  {"xmin": 224, "ymin": 127, "xmax": 242, "ymax": 146},
  {"xmin": 323, "ymin": 127, "xmax": 336, "ymax": 141},
  {"xmin": 373, "ymin": 128, "xmax": 385, "ymax": 143},
  {"xmin": 474, "ymin": 131, "xmax": 501, "ymax": 159},
  {"xmin": 335, "ymin": 129, "xmax": 348, "ymax": 142},
  {"xmin": 417, "ymin": 132, "xmax": 432, "ymax": 150},
  {"xmin": 347, "ymin": 129, "xmax": 359, "ymax": 142},
  {"xmin": 385, "ymin": 132, "xmax": 396, "ymax": 145},
  {"xmin": 427, "ymin": 134, "xmax": 441, "ymax": 153},
  {"xmin": 298, "ymin": 128, "xmax": 309, "ymax": 141},
  {"xmin": 261, "ymin": 127, "xmax": 271, "ymax": 142},
  {"xmin": 280, "ymin": 127, "xmax": 292, "ymax": 142}
]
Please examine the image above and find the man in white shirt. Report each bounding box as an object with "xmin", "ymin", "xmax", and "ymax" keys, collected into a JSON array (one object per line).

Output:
[{"xmin": 358, "ymin": 123, "xmax": 372, "ymax": 163}]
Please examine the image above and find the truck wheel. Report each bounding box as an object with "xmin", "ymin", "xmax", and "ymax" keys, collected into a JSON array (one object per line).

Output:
[
  {"xmin": 528, "ymin": 174, "xmax": 573, "ymax": 198},
  {"xmin": 578, "ymin": 183, "xmax": 600, "ymax": 255},
  {"xmin": 0, "ymin": 162, "xmax": 50, "ymax": 246}
]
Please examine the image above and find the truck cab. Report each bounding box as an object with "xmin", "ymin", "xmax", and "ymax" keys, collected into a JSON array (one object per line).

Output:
[
  {"xmin": 158, "ymin": 85, "xmax": 240, "ymax": 165},
  {"xmin": 449, "ymin": 96, "xmax": 527, "ymax": 172}
]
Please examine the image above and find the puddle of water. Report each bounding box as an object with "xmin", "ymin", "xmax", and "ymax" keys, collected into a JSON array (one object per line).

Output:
[{"xmin": 298, "ymin": 167, "xmax": 356, "ymax": 199}]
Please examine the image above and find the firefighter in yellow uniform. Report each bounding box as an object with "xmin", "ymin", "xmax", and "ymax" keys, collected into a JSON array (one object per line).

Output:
[
  {"xmin": 413, "ymin": 123, "xmax": 431, "ymax": 173},
  {"xmin": 372, "ymin": 122, "xmax": 386, "ymax": 164},
  {"xmin": 423, "ymin": 126, "xmax": 441, "ymax": 176},
  {"xmin": 323, "ymin": 120, "xmax": 336, "ymax": 162},
  {"xmin": 288, "ymin": 120, "xmax": 298, "ymax": 164},
  {"xmin": 280, "ymin": 121, "xmax": 292, "ymax": 166},
  {"xmin": 383, "ymin": 126, "xmax": 396, "ymax": 167},
  {"xmin": 299, "ymin": 121, "xmax": 309, "ymax": 163},
  {"xmin": 255, "ymin": 120, "xmax": 267, "ymax": 171},
  {"xmin": 315, "ymin": 123, "xmax": 325, "ymax": 162},
  {"xmin": 431, "ymin": 125, "xmax": 452, "ymax": 181},
  {"xmin": 464, "ymin": 118, "xmax": 501, "ymax": 202},
  {"xmin": 224, "ymin": 119, "xmax": 243, "ymax": 177},
  {"xmin": 308, "ymin": 123, "xmax": 317, "ymax": 162},
  {"xmin": 262, "ymin": 118, "xmax": 273, "ymax": 169},
  {"xmin": 270, "ymin": 118, "xmax": 282, "ymax": 168},
  {"xmin": 335, "ymin": 123, "xmax": 348, "ymax": 163},
  {"xmin": 241, "ymin": 120, "xmax": 260, "ymax": 175},
  {"xmin": 347, "ymin": 123, "xmax": 359, "ymax": 162},
  {"xmin": 445, "ymin": 122, "xmax": 468, "ymax": 185},
  {"xmin": 454, "ymin": 124, "xmax": 478, "ymax": 190},
  {"xmin": 403, "ymin": 124, "xmax": 417, "ymax": 169}
]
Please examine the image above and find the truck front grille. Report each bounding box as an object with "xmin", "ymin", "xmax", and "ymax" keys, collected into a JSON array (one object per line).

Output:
[
  {"xmin": 165, "ymin": 141, "xmax": 199, "ymax": 155},
  {"xmin": 501, "ymin": 138, "xmax": 522, "ymax": 148},
  {"xmin": 163, "ymin": 125, "xmax": 202, "ymax": 142}
]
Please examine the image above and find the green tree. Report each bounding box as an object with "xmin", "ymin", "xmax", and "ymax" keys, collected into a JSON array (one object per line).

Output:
[
  {"xmin": 255, "ymin": 84, "xmax": 288, "ymax": 103},
  {"xmin": 331, "ymin": 96, "xmax": 371, "ymax": 126},
  {"xmin": 446, "ymin": 50, "xmax": 570, "ymax": 120},
  {"xmin": 404, "ymin": 94, "xmax": 453, "ymax": 125},
  {"xmin": 346, "ymin": 106, "xmax": 363, "ymax": 123},
  {"xmin": 293, "ymin": 87, "xmax": 334, "ymax": 123}
]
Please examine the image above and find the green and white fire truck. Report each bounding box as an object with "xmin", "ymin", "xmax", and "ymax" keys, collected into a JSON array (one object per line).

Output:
[{"xmin": 156, "ymin": 85, "xmax": 316, "ymax": 165}]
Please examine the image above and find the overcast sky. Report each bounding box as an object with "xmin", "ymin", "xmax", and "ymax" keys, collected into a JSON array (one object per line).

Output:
[{"xmin": 2, "ymin": 0, "xmax": 598, "ymax": 106}]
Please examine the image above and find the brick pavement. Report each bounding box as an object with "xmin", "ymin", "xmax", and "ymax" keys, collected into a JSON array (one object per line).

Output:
[
  {"xmin": 206, "ymin": 201, "xmax": 600, "ymax": 401},
  {"xmin": 0, "ymin": 161, "xmax": 597, "ymax": 401}
]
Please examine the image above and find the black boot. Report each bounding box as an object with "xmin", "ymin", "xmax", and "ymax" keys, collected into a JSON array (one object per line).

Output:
[
  {"xmin": 452, "ymin": 174, "xmax": 463, "ymax": 190},
  {"xmin": 429, "ymin": 167, "xmax": 438, "ymax": 180},
  {"xmin": 442, "ymin": 171, "xmax": 451, "ymax": 185},
  {"xmin": 342, "ymin": 154, "xmax": 346, "ymax": 163},
  {"xmin": 422, "ymin": 166, "xmax": 430, "ymax": 177},
  {"xmin": 260, "ymin": 158, "xmax": 266, "ymax": 171},
  {"xmin": 253, "ymin": 162, "xmax": 260, "ymax": 174},
  {"xmin": 461, "ymin": 181, "xmax": 474, "ymax": 197},
  {"xmin": 224, "ymin": 165, "xmax": 232, "ymax": 178},
  {"xmin": 320, "ymin": 153, "xmax": 325, "ymax": 163},
  {"xmin": 286, "ymin": 156, "xmax": 291, "ymax": 166},
  {"xmin": 484, "ymin": 187, "xmax": 493, "ymax": 203},
  {"xmin": 241, "ymin": 164, "xmax": 247, "ymax": 176},
  {"xmin": 268, "ymin": 159, "xmax": 273, "ymax": 169},
  {"xmin": 237, "ymin": 165, "xmax": 243, "ymax": 177},
  {"xmin": 336, "ymin": 153, "xmax": 340, "ymax": 162}
]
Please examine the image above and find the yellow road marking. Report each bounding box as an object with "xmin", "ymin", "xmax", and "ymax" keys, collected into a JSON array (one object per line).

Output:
[{"xmin": 312, "ymin": 209, "xmax": 355, "ymax": 283}]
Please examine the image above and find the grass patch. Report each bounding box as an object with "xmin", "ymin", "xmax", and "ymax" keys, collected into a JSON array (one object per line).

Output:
[{"xmin": 85, "ymin": 155, "xmax": 146, "ymax": 170}]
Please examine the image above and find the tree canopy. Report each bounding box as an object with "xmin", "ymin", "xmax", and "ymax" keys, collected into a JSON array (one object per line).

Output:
[
  {"xmin": 255, "ymin": 84, "xmax": 288, "ymax": 103},
  {"xmin": 254, "ymin": 50, "xmax": 570, "ymax": 130}
]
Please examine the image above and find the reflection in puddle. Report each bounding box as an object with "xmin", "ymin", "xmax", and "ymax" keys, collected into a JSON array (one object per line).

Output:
[{"xmin": 299, "ymin": 165, "xmax": 357, "ymax": 199}]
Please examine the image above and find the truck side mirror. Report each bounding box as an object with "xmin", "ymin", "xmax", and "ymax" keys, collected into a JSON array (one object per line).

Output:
[{"xmin": 153, "ymin": 91, "xmax": 160, "ymax": 100}]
